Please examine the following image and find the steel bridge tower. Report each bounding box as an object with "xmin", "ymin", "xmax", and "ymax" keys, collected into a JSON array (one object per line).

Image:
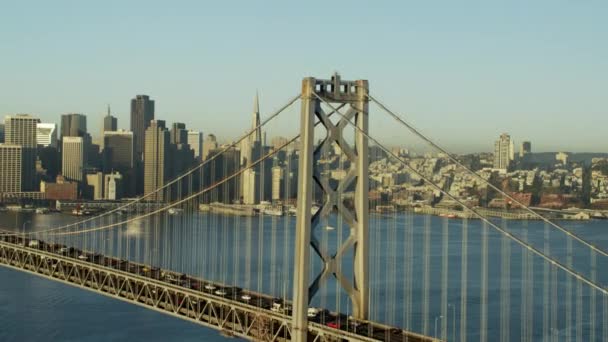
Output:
[{"xmin": 292, "ymin": 74, "xmax": 370, "ymax": 342}]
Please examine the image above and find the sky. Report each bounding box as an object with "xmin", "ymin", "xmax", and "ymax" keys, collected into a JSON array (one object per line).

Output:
[{"xmin": 0, "ymin": 0, "xmax": 607, "ymax": 153}]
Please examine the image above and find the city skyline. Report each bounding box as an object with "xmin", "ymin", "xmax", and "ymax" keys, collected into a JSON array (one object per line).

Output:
[{"xmin": 1, "ymin": 1, "xmax": 607, "ymax": 153}]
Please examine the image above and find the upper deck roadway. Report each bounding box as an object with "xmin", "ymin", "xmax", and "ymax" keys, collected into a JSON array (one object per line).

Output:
[{"xmin": 0, "ymin": 232, "xmax": 437, "ymax": 342}]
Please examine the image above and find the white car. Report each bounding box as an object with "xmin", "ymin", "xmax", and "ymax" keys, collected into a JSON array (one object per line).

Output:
[
  {"xmin": 78, "ymin": 254, "xmax": 88, "ymax": 261},
  {"xmin": 307, "ymin": 307, "xmax": 320, "ymax": 317}
]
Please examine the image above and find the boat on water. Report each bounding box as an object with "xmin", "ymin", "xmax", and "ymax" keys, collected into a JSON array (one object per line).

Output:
[
  {"xmin": 261, "ymin": 208, "xmax": 283, "ymax": 217},
  {"xmin": 439, "ymin": 213, "xmax": 457, "ymax": 219},
  {"xmin": 71, "ymin": 206, "xmax": 92, "ymax": 216},
  {"xmin": 286, "ymin": 205, "xmax": 320, "ymax": 216},
  {"xmin": 168, "ymin": 208, "xmax": 183, "ymax": 215}
]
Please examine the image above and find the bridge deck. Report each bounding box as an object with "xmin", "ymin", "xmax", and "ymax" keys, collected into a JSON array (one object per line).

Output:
[{"xmin": 0, "ymin": 233, "xmax": 437, "ymax": 342}]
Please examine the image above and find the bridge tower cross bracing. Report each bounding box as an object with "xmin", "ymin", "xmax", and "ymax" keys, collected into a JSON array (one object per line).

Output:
[{"xmin": 292, "ymin": 73, "xmax": 370, "ymax": 342}]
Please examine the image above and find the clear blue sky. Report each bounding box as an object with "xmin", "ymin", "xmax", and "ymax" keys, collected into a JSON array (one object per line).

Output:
[{"xmin": 1, "ymin": 1, "xmax": 606, "ymax": 153}]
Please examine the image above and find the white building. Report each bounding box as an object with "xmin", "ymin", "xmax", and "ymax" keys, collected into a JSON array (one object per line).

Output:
[
  {"xmin": 36, "ymin": 123, "xmax": 57, "ymax": 148},
  {"xmin": 493, "ymin": 133, "xmax": 514, "ymax": 171},
  {"xmin": 104, "ymin": 172, "xmax": 123, "ymax": 200},
  {"xmin": 62, "ymin": 136, "xmax": 85, "ymax": 182},
  {"xmin": 187, "ymin": 130, "xmax": 203, "ymax": 161}
]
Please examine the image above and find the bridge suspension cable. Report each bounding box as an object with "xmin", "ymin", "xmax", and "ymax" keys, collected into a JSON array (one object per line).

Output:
[
  {"xmin": 367, "ymin": 93, "xmax": 608, "ymax": 258},
  {"xmin": 313, "ymin": 91, "xmax": 608, "ymax": 296}
]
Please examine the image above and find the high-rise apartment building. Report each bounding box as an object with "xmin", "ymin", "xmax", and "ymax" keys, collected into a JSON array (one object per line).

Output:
[
  {"xmin": 0, "ymin": 144, "xmax": 23, "ymax": 193},
  {"xmin": 61, "ymin": 113, "xmax": 87, "ymax": 138},
  {"xmin": 36, "ymin": 123, "xmax": 58, "ymax": 148},
  {"xmin": 5, "ymin": 114, "xmax": 40, "ymax": 190},
  {"xmin": 62, "ymin": 136, "xmax": 85, "ymax": 183},
  {"xmin": 187, "ymin": 130, "xmax": 203, "ymax": 162},
  {"xmin": 520, "ymin": 141, "xmax": 532, "ymax": 158},
  {"xmin": 144, "ymin": 120, "xmax": 169, "ymax": 201},
  {"xmin": 493, "ymin": 133, "xmax": 514, "ymax": 171},
  {"xmin": 0, "ymin": 124, "xmax": 4, "ymax": 143}
]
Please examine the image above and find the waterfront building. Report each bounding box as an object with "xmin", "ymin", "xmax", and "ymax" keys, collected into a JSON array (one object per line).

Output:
[
  {"xmin": 493, "ymin": 133, "xmax": 514, "ymax": 171},
  {"xmin": 41, "ymin": 175, "xmax": 78, "ymax": 201}
]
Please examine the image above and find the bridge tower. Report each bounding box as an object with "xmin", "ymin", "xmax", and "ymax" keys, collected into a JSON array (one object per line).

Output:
[{"xmin": 292, "ymin": 74, "xmax": 370, "ymax": 341}]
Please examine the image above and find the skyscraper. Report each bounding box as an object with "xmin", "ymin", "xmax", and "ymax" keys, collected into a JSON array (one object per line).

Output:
[
  {"xmin": 144, "ymin": 120, "xmax": 169, "ymax": 201},
  {"xmin": 62, "ymin": 136, "xmax": 85, "ymax": 183},
  {"xmin": 131, "ymin": 95, "xmax": 154, "ymax": 195},
  {"xmin": 240, "ymin": 93, "xmax": 263, "ymax": 203},
  {"xmin": 5, "ymin": 114, "xmax": 40, "ymax": 190},
  {"xmin": 202, "ymin": 134, "xmax": 218, "ymax": 161},
  {"xmin": 103, "ymin": 105, "xmax": 118, "ymax": 132},
  {"xmin": 103, "ymin": 130, "xmax": 134, "ymax": 196},
  {"xmin": 187, "ymin": 130, "xmax": 203, "ymax": 162},
  {"xmin": 0, "ymin": 144, "xmax": 23, "ymax": 193},
  {"xmin": 61, "ymin": 113, "xmax": 87, "ymax": 138},
  {"xmin": 0, "ymin": 124, "xmax": 4, "ymax": 143},
  {"xmin": 170, "ymin": 122, "xmax": 187, "ymax": 145},
  {"xmin": 130, "ymin": 95, "xmax": 155, "ymax": 159},
  {"xmin": 36, "ymin": 123, "xmax": 58, "ymax": 148},
  {"xmin": 520, "ymin": 141, "xmax": 532, "ymax": 158},
  {"xmin": 493, "ymin": 133, "xmax": 514, "ymax": 171}
]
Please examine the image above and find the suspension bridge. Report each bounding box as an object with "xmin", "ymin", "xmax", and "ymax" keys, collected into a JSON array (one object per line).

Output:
[{"xmin": 1, "ymin": 74, "xmax": 607, "ymax": 341}]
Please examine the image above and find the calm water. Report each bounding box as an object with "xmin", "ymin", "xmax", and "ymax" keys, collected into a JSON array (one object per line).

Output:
[{"xmin": 1, "ymin": 210, "xmax": 608, "ymax": 341}]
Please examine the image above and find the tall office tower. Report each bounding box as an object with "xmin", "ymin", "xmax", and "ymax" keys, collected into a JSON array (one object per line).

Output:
[
  {"xmin": 0, "ymin": 144, "xmax": 23, "ymax": 193},
  {"xmin": 4, "ymin": 114, "xmax": 40, "ymax": 191},
  {"xmin": 103, "ymin": 105, "xmax": 118, "ymax": 132},
  {"xmin": 271, "ymin": 164, "xmax": 284, "ymax": 202},
  {"xmin": 61, "ymin": 113, "xmax": 87, "ymax": 138},
  {"xmin": 170, "ymin": 122, "xmax": 187, "ymax": 145},
  {"xmin": 130, "ymin": 95, "xmax": 155, "ymax": 159},
  {"xmin": 0, "ymin": 124, "xmax": 4, "ymax": 143},
  {"xmin": 103, "ymin": 130, "xmax": 134, "ymax": 196},
  {"xmin": 187, "ymin": 130, "xmax": 203, "ymax": 162},
  {"xmin": 131, "ymin": 95, "xmax": 154, "ymax": 195},
  {"xmin": 202, "ymin": 134, "xmax": 218, "ymax": 161},
  {"xmin": 36, "ymin": 123, "xmax": 58, "ymax": 148},
  {"xmin": 86, "ymin": 172, "xmax": 104, "ymax": 200},
  {"xmin": 240, "ymin": 94, "xmax": 263, "ymax": 203},
  {"xmin": 144, "ymin": 120, "xmax": 169, "ymax": 201},
  {"xmin": 62, "ymin": 136, "xmax": 85, "ymax": 183},
  {"xmin": 520, "ymin": 141, "xmax": 532, "ymax": 158},
  {"xmin": 493, "ymin": 133, "xmax": 514, "ymax": 171},
  {"xmin": 203, "ymin": 146, "xmax": 240, "ymax": 203}
]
